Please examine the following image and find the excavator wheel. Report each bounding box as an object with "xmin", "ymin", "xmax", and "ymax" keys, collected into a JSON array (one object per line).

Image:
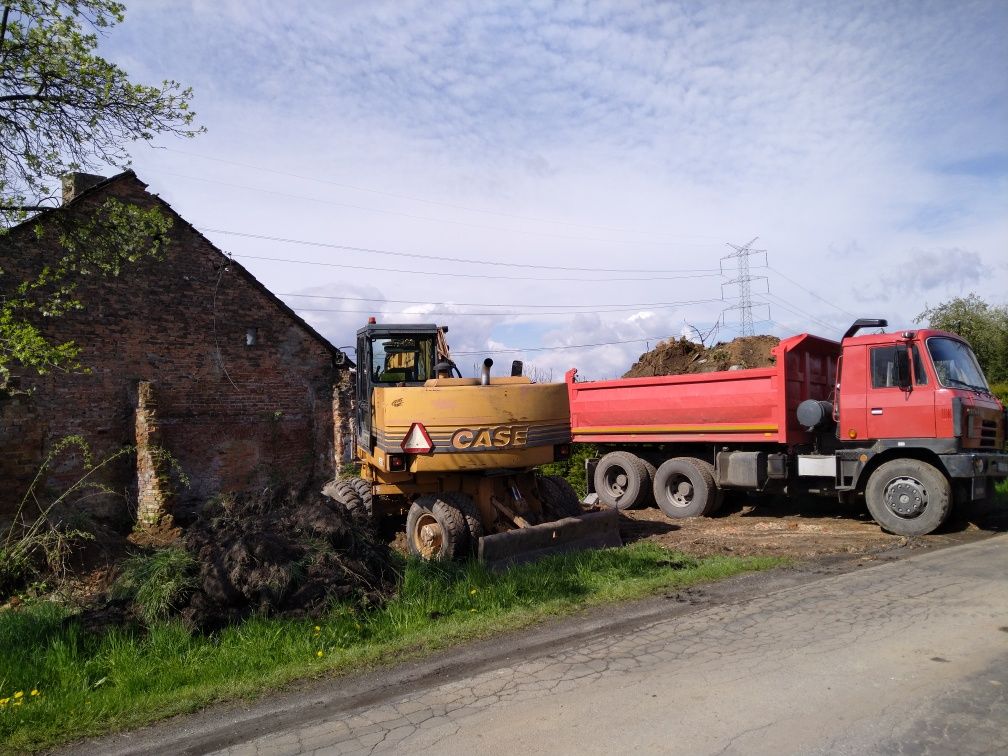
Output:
[
  {"xmin": 348, "ymin": 477, "xmax": 374, "ymax": 522},
  {"xmin": 539, "ymin": 475, "xmax": 583, "ymax": 519},
  {"xmin": 321, "ymin": 478, "xmax": 368, "ymax": 522},
  {"xmin": 440, "ymin": 491, "xmax": 485, "ymax": 547},
  {"xmin": 406, "ymin": 495, "xmax": 469, "ymax": 561}
]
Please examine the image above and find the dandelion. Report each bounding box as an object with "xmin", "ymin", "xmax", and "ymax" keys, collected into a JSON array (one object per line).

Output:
[
  {"xmin": 313, "ymin": 625, "xmax": 321, "ymax": 634},
  {"xmin": 13, "ymin": 691, "xmax": 23, "ymax": 699},
  {"xmin": 316, "ymin": 649, "xmax": 324, "ymax": 658},
  {"xmin": 469, "ymin": 588, "xmax": 478, "ymax": 595},
  {"xmin": 0, "ymin": 698, "xmax": 8, "ymax": 707},
  {"xmin": 13, "ymin": 700, "xmax": 22, "ymax": 707},
  {"xmin": 470, "ymin": 608, "xmax": 477, "ymax": 613},
  {"xmin": 30, "ymin": 690, "xmax": 39, "ymax": 697}
]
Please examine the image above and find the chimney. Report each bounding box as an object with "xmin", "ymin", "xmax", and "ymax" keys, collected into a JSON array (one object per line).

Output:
[{"xmin": 61, "ymin": 172, "xmax": 107, "ymax": 204}]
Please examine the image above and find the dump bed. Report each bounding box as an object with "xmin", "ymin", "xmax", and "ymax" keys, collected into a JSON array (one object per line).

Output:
[{"xmin": 567, "ymin": 334, "xmax": 840, "ymax": 447}]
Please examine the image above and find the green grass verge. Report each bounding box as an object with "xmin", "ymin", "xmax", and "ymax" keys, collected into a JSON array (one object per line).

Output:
[{"xmin": 0, "ymin": 543, "xmax": 781, "ymax": 752}]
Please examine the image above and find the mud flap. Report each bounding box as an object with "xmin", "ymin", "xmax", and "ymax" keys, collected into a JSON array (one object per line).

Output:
[{"xmin": 477, "ymin": 509, "xmax": 622, "ymax": 570}]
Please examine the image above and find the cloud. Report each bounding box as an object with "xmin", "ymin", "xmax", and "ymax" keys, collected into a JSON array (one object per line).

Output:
[{"xmin": 93, "ymin": 0, "xmax": 1008, "ymax": 376}]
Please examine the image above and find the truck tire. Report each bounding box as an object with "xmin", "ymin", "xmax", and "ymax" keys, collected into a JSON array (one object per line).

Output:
[
  {"xmin": 594, "ymin": 451, "xmax": 651, "ymax": 510},
  {"xmin": 321, "ymin": 478, "xmax": 369, "ymax": 522},
  {"xmin": 440, "ymin": 491, "xmax": 485, "ymax": 546},
  {"xmin": 691, "ymin": 458, "xmax": 723, "ymax": 515},
  {"xmin": 653, "ymin": 457, "xmax": 719, "ymax": 519},
  {"xmin": 864, "ymin": 459, "xmax": 952, "ymax": 536},
  {"xmin": 406, "ymin": 495, "xmax": 469, "ymax": 561},
  {"xmin": 539, "ymin": 475, "xmax": 583, "ymax": 519}
]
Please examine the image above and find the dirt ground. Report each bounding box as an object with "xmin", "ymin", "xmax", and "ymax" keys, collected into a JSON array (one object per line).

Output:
[{"xmin": 617, "ymin": 492, "xmax": 1008, "ymax": 559}]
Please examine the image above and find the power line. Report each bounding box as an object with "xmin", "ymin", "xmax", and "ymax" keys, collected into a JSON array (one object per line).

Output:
[
  {"xmin": 279, "ymin": 291, "xmax": 733, "ymax": 310},
  {"xmin": 150, "ymin": 168, "xmax": 720, "ymax": 248},
  {"xmin": 158, "ymin": 146, "xmax": 723, "ymax": 243},
  {"xmin": 452, "ymin": 334, "xmax": 679, "ymax": 356},
  {"xmin": 203, "ymin": 228, "xmax": 727, "ymax": 274},
  {"xmin": 767, "ymin": 264, "xmax": 857, "ymax": 318},
  {"xmin": 291, "ymin": 295, "xmax": 729, "ymax": 318},
  {"xmin": 231, "ymin": 252, "xmax": 731, "ymax": 282}
]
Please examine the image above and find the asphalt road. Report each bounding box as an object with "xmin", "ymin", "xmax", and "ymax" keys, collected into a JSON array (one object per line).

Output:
[{"xmin": 76, "ymin": 536, "xmax": 1008, "ymax": 756}]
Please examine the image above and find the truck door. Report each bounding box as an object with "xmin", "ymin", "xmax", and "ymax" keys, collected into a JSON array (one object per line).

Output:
[{"xmin": 865, "ymin": 343, "xmax": 935, "ymax": 440}]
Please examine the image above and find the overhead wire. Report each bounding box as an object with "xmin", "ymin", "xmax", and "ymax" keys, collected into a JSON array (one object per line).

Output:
[
  {"xmin": 148, "ymin": 167, "xmax": 721, "ymax": 247},
  {"xmin": 278, "ymin": 291, "xmax": 734, "ymax": 310},
  {"xmin": 202, "ymin": 228, "xmax": 729, "ymax": 274},
  {"xmin": 232, "ymin": 252, "xmax": 732, "ymax": 282},
  {"xmin": 290, "ymin": 295, "xmax": 730, "ymax": 318},
  {"xmin": 768, "ymin": 265, "xmax": 857, "ymax": 317},
  {"xmin": 158, "ymin": 146, "xmax": 722, "ymax": 242}
]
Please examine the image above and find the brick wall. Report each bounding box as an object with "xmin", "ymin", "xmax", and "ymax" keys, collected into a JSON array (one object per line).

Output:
[{"xmin": 0, "ymin": 173, "xmax": 348, "ymax": 521}]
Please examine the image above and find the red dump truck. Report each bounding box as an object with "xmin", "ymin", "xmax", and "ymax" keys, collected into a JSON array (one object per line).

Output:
[{"xmin": 567, "ymin": 318, "xmax": 1007, "ymax": 536}]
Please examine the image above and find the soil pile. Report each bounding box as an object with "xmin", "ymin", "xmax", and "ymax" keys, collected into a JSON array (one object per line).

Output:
[
  {"xmin": 174, "ymin": 487, "xmax": 397, "ymax": 629},
  {"xmin": 623, "ymin": 335, "xmax": 780, "ymax": 378}
]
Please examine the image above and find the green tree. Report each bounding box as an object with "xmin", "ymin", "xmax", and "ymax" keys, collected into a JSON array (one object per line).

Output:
[
  {"xmin": 0, "ymin": 1, "xmax": 202, "ymax": 390},
  {"xmin": 915, "ymin": 294, "xmax": 1008, "ymax": 384}
]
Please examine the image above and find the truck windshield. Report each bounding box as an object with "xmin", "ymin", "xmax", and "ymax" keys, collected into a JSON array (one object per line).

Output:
[
  {"xmin": 371, "ymin": 335, "xmax": 435, "ymax": 383},
  {"xmin": 926, "ymin": 337, "xmax": 989, "ymax": 393}
]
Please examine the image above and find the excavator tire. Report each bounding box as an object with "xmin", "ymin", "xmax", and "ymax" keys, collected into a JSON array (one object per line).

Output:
[
  {"xmin": 321, "ymin": 478, "xmax": 368, "ymax": 521},
  {"xmin": 347, "ymin": 477, "xmax": 374, "ymax": 522},
  {"xmin": 407, "ymin": 494, "xmax": 469, "ymax": 561},
  {"xmin": 440, "ymin": 490, "xmax": 485, "ymax": 547},
  {"xmin": 539, "ymin": 475, "xmax": 583, "ymax": 519}
]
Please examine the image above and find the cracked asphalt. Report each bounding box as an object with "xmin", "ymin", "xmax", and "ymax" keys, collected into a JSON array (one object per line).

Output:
[{"xmin": 75, "ymin": 536, "xmax": 1008, "ymax": 756}]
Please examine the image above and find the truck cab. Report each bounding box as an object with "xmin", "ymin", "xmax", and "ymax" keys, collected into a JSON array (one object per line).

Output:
[{"xmin": 824, "ymin": 320, "xmax": 1007, "ymax": 532}]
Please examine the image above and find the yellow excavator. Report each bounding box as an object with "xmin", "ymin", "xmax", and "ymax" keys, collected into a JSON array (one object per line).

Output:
[{"xmin": 323, "ymin": 320, "xmax": 620, "ymax": 567}]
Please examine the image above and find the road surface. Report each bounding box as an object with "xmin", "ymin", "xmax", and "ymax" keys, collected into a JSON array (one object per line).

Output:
[{"xmin": 80, "ymin": 536, "xmax": 1008, "ymax": 755}]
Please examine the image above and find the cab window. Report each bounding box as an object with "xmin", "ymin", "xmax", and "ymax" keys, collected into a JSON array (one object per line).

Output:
[
  {"xmin": 371, "ymin": 336, "xmax": 435, "ymax": 383},
  {"xmin": 870, "ymin": 345, "xmax": 910, "ymax": 388}
]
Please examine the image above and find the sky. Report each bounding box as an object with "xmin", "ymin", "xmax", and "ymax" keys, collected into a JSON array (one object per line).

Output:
[{"xmin": 94, "ymin": 0, "xmax": 1008, "ymax": 379}]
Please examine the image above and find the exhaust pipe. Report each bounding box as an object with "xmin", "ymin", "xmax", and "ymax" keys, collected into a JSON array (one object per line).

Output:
[{"xmin": 480, "ymin": 358, "xmax": 493, "ymax": 386}]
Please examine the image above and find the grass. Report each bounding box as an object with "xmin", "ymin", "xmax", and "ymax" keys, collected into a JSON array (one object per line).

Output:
[{"xmin": 0, "ymin": 543, "xmax": 782, "ymax": 752}]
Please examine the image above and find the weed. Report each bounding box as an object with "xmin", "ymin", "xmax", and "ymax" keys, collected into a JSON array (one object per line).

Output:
[{"xmin": 112, "ymin": 547, "xmax": 198, "ymax": 624}]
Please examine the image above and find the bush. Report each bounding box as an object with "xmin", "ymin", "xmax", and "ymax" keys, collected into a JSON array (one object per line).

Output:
[
  {"xmin": 112, "ymin": 547, "xmax": 198, "ymax": 624},
  {"xmin": 541, "ymin": 444, "xmax": 598, "ymax": 498}
]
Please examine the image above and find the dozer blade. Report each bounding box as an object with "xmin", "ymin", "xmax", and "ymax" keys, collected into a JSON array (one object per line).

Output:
[{"xmin": 477, "ymin": 508, "xmax": 622, "ymax": 570}]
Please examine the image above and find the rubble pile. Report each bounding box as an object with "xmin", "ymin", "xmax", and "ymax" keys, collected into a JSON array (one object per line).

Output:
[
  {"xmin": 173, "ymin": 487, "xmax": 396, "ymax": 628},
  {"xmin": 623, "ymin": 335, "xmax": 780, "ymax": 378}
]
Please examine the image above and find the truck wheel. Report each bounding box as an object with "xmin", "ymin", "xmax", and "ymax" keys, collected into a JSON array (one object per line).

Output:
[
  {"xmin": 539, "ymin": 475, "xmax": 583, "ymax": 519},
  {"xmin": 406, "ymin": 495, "xmax": 469, "ymax": 561},
  {"xmin": 440, "ymin": 491, "xmax": 485, "ymax": 545},
  {"xmin": 690, "ymin": 458, "xmax": 723, "ymax": 515},
  {"xmin": 321, "ymin": 478, "xmax": 369, "ymax": 523},
  {"xmin": 653, "ymin": 457, "xmax": 718, "ymax": 518},
  {"xmin": 864, "ymin": 459, "xmax": 952, "ymax": 536},
  {"xmin": 594, "ymin": 451, "xmax": 651, "ymax": 510}
]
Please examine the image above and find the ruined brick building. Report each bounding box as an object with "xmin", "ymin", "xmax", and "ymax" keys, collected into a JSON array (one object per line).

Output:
[{"xmin": 0, "ymin": 171, "xmax": 352, "ymax": 524}]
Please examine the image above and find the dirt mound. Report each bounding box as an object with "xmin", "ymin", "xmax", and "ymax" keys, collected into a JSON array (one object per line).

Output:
[
  {"xmin": 623, "ymin": 335, "xmax": 780, "ymax": 378},
  {"xmin": 176, "ymin": 487, "xmax": 397, "ymax": 629}
]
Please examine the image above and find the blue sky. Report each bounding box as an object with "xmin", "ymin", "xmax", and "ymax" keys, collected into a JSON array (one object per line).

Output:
[{"xmin": 96, "ymin": 0, "xmax": 1008, "ymax": 378}]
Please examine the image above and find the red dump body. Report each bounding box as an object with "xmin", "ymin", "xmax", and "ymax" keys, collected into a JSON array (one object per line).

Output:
[{"xmin": 567, "ymin": 333, "xmax": 840, "ymax": 448}]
